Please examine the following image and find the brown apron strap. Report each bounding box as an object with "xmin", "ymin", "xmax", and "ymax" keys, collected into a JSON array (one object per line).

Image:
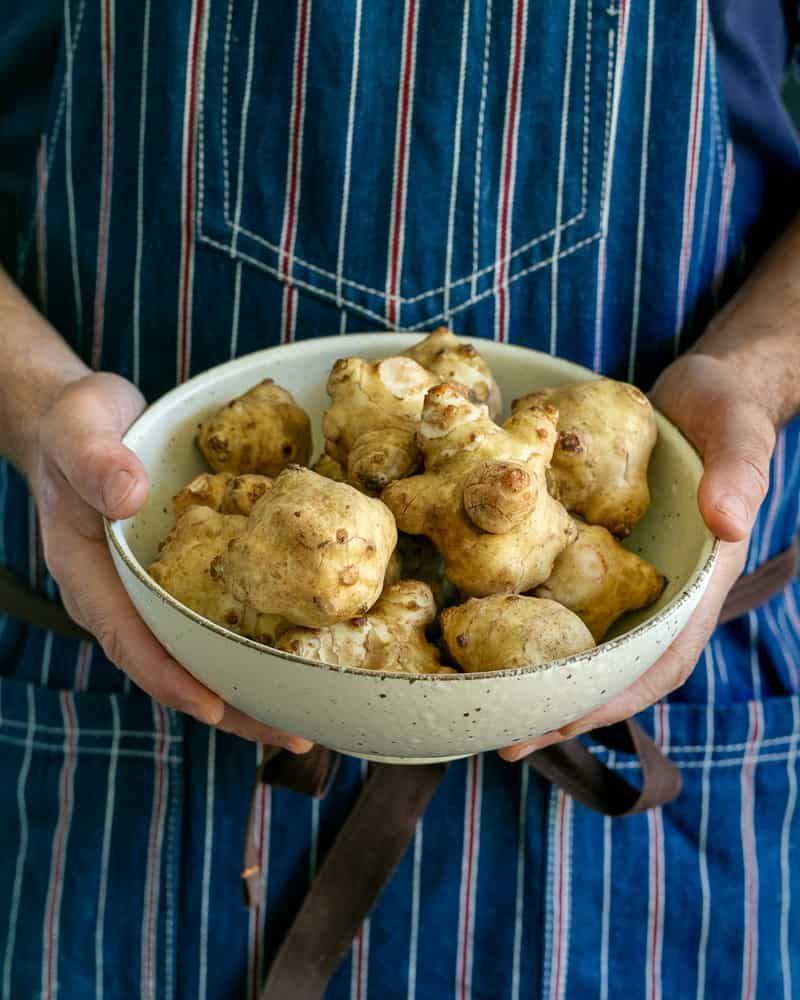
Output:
[
  {"xmin": 718, "ymin": 534, "xmax": 798, "ymax": 625},
  {"xmin": 526, "ymin": 718, "xmax": 682, "ymax": 815},
  {"xmin": 0, "ymin": 567, "xmax": 92, "ymax": 641},
  {"xmin": 258, "ymin": 761, "xmax": 446, "ymax": 1000}
]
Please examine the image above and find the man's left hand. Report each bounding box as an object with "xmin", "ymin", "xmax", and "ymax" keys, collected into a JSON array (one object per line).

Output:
[{"xmin": 500, "ymin": 352, "xmax": 776, "ymax": 761}]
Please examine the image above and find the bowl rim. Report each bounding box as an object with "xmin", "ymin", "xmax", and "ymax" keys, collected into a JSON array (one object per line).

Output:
[{"xmin": 105, "ymin": 334, "xmax": 720, "ymax": 683}]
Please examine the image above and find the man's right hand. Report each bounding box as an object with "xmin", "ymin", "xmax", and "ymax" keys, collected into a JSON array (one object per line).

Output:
[{"xmin": 27, "ymin": 370, "xmax": 312, "ymax": 751}]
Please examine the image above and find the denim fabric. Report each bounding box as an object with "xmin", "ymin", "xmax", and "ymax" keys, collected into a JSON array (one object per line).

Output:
[{"xmin": 1, "ymin": 3, "xmax": 800, "ymax": 998}]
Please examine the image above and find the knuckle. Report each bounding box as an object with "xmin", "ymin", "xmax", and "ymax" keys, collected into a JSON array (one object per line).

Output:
[{"xmin": 96, "ymin": 623, "xmax": 124, "ymax": 668}]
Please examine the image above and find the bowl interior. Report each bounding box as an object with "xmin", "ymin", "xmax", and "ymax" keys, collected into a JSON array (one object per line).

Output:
[{"xmin": 112, "ymin": 334, "xmax": 714, "ymax": 651}]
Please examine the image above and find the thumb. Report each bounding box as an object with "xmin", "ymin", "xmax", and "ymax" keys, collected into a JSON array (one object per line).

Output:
[
  {"xmin": 43, "ymin": 373, "xmax": 151, "ymax": 520},
  {"xmin": 696, "ymin": 396, "xmax": 775, "ymax": 542}
]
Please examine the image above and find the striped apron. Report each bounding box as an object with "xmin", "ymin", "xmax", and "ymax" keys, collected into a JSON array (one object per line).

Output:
[{"xmin": 2, "ymin": 1, "xmax": 800, "ymax": 997}]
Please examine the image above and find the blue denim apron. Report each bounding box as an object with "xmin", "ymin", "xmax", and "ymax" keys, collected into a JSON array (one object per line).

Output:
[{"xmin": 2, "ymin": 2, "xmax": 800, "ymax": 998}]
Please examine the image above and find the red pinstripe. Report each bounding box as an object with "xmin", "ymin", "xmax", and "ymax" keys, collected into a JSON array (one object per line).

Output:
[
  {"xmin": 280, "ymin": 0, "xmax": 312, "ymax": 343},
  {"xmin": 178, "ymin": 0, "xmax": 205, "ymax": 382},
  {"xmin": 42, "ymin": 692, "xmax": 77, "ymax": 1000},
  {"xmin": 741, "ymin": 701, "xmax": 763, "ymax": 1000},
  {"xmin": 386, "ymin": 0, "xmax": 419, "ymax": 329},
  {"xmin": 458, "ymin": 757, "xmax": 480, "ymax": 1000},
  {"xmin": 92, "ymin": 0, "xmax": 114, "ymax": 370},
  {"xmin": 494, "ymin": 0, "xmax": 527, "ymax": 344},
  {"xmin": 675, "ymin": 0, "xmax": 707, "ymax": 342},
  {"xmin": 549, "ymin": 791, "xmax": 570, "ymax": 1000},
  {"xmin": 142, "ymin": 704, "xmax": 168, "ymax": 1000},
  {"xmin": 36, "ymin": 136, "xmax": 48, "ymax": 310},
  {"xmin": 354, "ymin": 924, "xmax": 365, "ymax": 1000}
]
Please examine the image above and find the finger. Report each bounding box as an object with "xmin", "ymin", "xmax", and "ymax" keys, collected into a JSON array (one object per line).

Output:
[
  {"xmin": 696, "ymin": 396, "xmax": 775, "ymax": 542},
  {"xmin": 217, "ymin": 705, "xmax": 314, "ymax": 753},
  {"xmin": 57, "ymin": 534, "xmax": 226, "ymax": 725},
  {"xmin": 44, "ymin": 374, "xmax": 150, "ymax": 520},
  {"xmin": 499, "ymin": 542, "xmax": 747, "ymax": 762}
]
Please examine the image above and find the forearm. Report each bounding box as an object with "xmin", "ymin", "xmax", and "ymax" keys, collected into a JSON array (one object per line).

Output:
[
  {"xmin": 691, "ymin": 212, "xmax": 800, "ymax": 428},
  {"xmin": 0, "ymin": 267, "xmax": 89, "ymax": 478}
]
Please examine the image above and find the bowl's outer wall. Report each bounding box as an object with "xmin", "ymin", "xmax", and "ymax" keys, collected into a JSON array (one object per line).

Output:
[{"xmin": 109, "ymin": 335, "xmax": 715, "ymax": 761}]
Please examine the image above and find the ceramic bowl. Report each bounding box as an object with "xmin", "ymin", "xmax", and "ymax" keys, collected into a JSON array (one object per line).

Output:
[{"xmin": 106, "ymin": 334, "xmax": 717, "ymax": 763}]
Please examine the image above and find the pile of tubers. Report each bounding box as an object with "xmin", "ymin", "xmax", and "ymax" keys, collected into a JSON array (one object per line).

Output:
[{"xmin": 148, "ymin": 328, "xmax": 666, "ymax": 675}]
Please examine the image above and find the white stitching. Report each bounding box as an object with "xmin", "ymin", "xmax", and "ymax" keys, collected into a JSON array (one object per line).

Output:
[
  {"xmin": 203, "ymin": 0, "xmax": 598, "ymax": 304},
  {"xmin": 471, "ymin": 0, "xmax": 493, "ymax": 299},
  {"xmin": 221, "ymin": 0, "xmax": 235, "ymax": 223},
  {"xmin": 198, "ymin": 224, "xmax": 603, "ymax": 329},
  {"xmin": 18, "ymin": 0, "xmax": 88, "ymax": 275}
]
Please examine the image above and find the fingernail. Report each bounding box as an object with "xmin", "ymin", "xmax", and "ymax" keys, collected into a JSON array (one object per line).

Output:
[
  {"xmin": 103, "ymin": 470, "xmax": 134, "ymax": 515},
  {"xmin": 715, "ymin": 494, "xmax": 749, "ymax": 533}
]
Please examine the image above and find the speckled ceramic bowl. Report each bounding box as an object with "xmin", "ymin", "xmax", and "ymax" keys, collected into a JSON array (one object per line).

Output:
[{"xmin": 106, "ymin": 334, "xmax": 717, "ymax": 763}]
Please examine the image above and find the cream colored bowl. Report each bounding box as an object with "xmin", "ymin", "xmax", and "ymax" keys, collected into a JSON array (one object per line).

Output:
[{"xmin": 106, "ymin": 334, "xmax": 717, "ymax": 763}]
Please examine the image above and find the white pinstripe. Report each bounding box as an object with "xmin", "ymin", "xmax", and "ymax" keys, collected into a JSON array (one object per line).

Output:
[
  {"xmin": 673, "ymin": 0, "xmax": 708, "ymax": 354},
  {"xmin": 280, "ymin": 0, "xmax": 313, "ymax": 343},
  {"xmin": 548, "ymin": 0, "xmax": 577, "ymax": 355},
  {"xmin": 627, "ymin": 0, "xmax": 655, "ymax": 381},
  {"xmin": 41, "ymin": 691, "xmax": 79, "ymax": 1000},
  {"xmin": 646, "ymin": 704, "xmax": 668, "ymax": 1000},
  {"xmin": 63, "ymin": 0, "xmax": 83, "ymax": 332},
  {"xmin": 510, "ymin": 765, "xmax": 529, "ymax": 1000},
  {"xmin": 132, "ymin": 0, "xmax": 151, "ymax": 387},
  {"xmin": 593, "ymin": 1, "xmax": 629, "ymax": 371},
  {"xmin": 471, "ymin": 0, "xmax": 492, "ymax": 300},
  {"xmin": 92, "ymin": 0, "xmax": 115, "ymax": 369},
  {"xmin": 310, "ymin": 796, "xmax": 320, "ymax": 877},
  {"xmin": 176, "ymin": 0, "xmax": 207, "ymax": 383},
  {"xmin": 406, "ymin": 823, "xmax": 423, "ymax": 1000},
  {"xmin": 696, "ymin": 645, "xmax": 716, "ymax": 1000},
  {"xmin": 248, "ymin": 743, "xmax": 270, "ymax": 1000},
  {"xmin": 198, "ymin": 728, "xmax": 216, "ymax": 1000},
  {"xmin": 456, "ymin": 755, "xmax": 483, "ymax": 1000},
  {"xmin": 740, "ymin": 700, "xmax": 763, "ymax": 1000},
  {"xmin": 443, "ymin": 0, "xmax": 471, "ymax": 322},
  {"xmin": 336, "ymin": 0, "xmax": 363, "ymax": 308},
  {"xmin": 232, "ymin": 0, "xmax": 260, "ymax": 256},
  {"xmin": 141, "ymin": 703, "xmax": 169, "ymax": 1000},
  {"xmin": 780, "ymin": 699, "xmax": 799, "ymax": 1000},
  {"xmin": 493, "ymin": 0, "xmax": 529, "ymax": 343},
  {"xmin": 599, "ymin": 754, "xmax": 615, "ymax": 1000},
  {"xmin": 352, "ymin": 758, "xmax": 371, "ymax": 1000},
  {"xmin": 94, "ymin": 696, "xmax": 120, "ymax": 1000},
  {"xmin": 385, "ymin": 0, "xmax": 421, "ymax": 328},
  {"xmin": 712, "ymin": 142, "xmax": 736, "ymax": 298},
  {"xmin": 39, "ymin": 630, "xmax": 54, "ymax": 687},
  {"xmin": 230, "ymin": 261, "xmax": 243, "ymax": 358},
  {"xmin": 2, "ymin": 685, "xmax": 35, "ymax": 1000}
]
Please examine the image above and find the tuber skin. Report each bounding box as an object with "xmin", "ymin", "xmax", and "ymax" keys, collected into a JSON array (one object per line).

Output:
[
  {"xmin": 276, "ymin": 580, "xmax": 456, "ymax": 674},
  {"xmin": 382, "ymin": 383, "xmax": 576, "ymax": 596},
  {"xmin": 173, "ymin": 472, "xmax": 273, "ymax": 518},
  {"xmin": 403, "ymin": 327, "xmax": 502, "ymax": 418},
  {"xmin": 224, "ymin": 466, "xmax": 397, "ymax": 627},
  {"xmin": 322, "ymin": 354, "xmax": 437, "ymax": 492},
  {"xmin": 534, "ymin": 520, "xmax": 667, "ymax": 641},
  {"xmin": 512, "ymin": 379, "xmax": 657, "ymax": 537},
  {"xmin": 147, "ymin": 506, "xmax": 289, "ymax": 646},
  {"xmin": 197, "ymin": 378, "xmax": 311, "ymax": 477},
  {"xmin": 322, "ymin": 332, "xmax": 502, "ymax": 493},
  {"xmin": 311, "ymin": 452, "xmax": 347, "ymax": 482},
  {"xmin": 440, "ymin": 594, "xmax": 595, "ymax": 673}
]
